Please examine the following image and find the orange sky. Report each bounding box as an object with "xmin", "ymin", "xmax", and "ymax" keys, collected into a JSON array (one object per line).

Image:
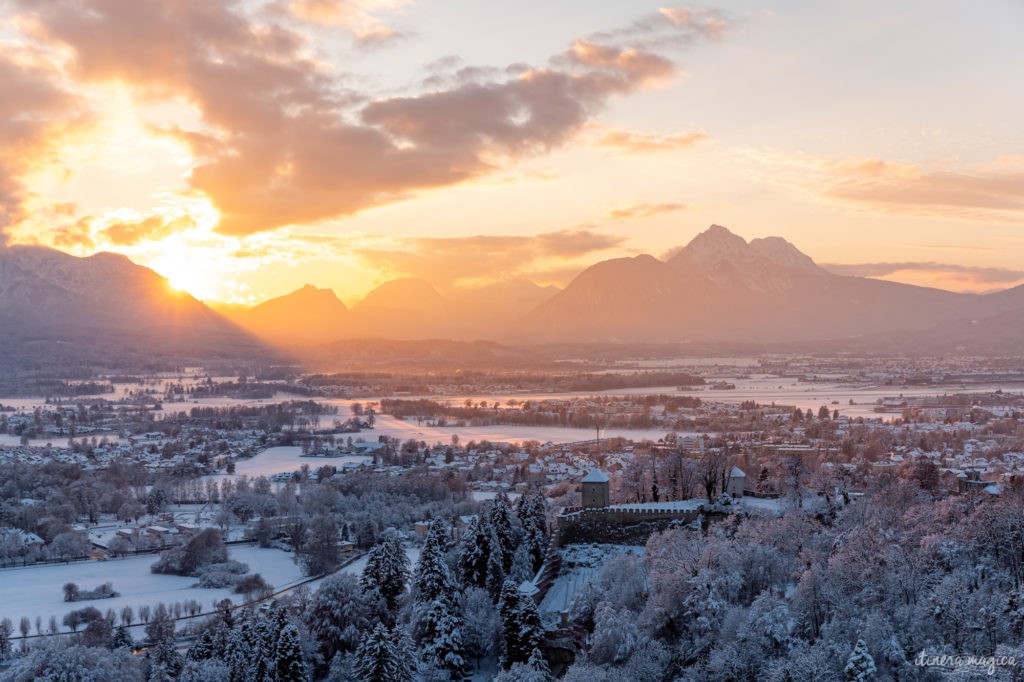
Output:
[{"xmin": 2, "ymin": 1, "xmax": 1023, "ymax": 304}]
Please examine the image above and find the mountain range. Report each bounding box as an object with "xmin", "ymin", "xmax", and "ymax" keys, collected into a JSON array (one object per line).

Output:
[{"xmin": 3, "ymin": 226, "xmax": 1023, "ymax": 366}]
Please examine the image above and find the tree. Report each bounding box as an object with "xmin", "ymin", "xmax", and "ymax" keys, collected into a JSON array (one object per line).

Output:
[
  {"xmin": 305, "ymin": 573, "xmax": 386, "ymax": 663},
  {"xmin": 517, "ymin": 489, "xmax": 548, "ymax": 573},
  {"xmin": 275, "ymin": 623, "xmax": 308, "ymax": 681},
  {"xmin": 360, "ymin": 531, "xmax": 409, "ymax": 612},
  {"xmin": 63, "ymin": 582, "xmax": 80, "ymax": 602},
  {"xmin": 460, "ymin": 587, "xmax": 501, "ymax": 669},
  {"xmin": 489, "ymin": 494, "xmax": 517, "ymax": 572},
  {"xmin": 457, "ymin": 519, "xmax": 490, "ymax": 589},
  {"xmin": 844, "ymin": 639, "xmax": 877, "ymax": 681},
  {"xmin": 353, "ymin": 623, "xmax": 416, "ymax": 682},
  {"xmin": 151, "ymin": 528, "xmax": 228, "ymax": 576},
  {"xmin": 499, "ymin": 581, "xmax": 545, "ymax": 669},
  {"xmin": 413, "ymin": 521, "xmax": 455, "ymax": 604},
  {"xmin": 298, "ymin": 515, "xmax": 339, "ymax": 576}
]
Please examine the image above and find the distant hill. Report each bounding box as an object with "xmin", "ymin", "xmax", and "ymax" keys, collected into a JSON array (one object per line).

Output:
[
  {"xmin": 219, "ymin": 284, "xmax": 352, "ymax": 345},
  {"xmin": 517, "ymin": 225, "xmax": 1009, "ymax": 345},
  {"xmin": 0, "ymin": 244, "xmax": 273, "ymax": 368},
  {"xmin": 7, "ymin": 226, "xmax": 1024, "ymax": 363}
]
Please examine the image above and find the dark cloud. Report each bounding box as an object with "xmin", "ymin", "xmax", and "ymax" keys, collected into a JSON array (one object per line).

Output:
[
  {"xmin": 10, "ymin": 0, "xmax": 722, "ymax": 236},
  {"xmin": 822, "ymin": 261, "xmax": 1024, "ymax": 286},
  {"xmin": 357, "ymin": 229, "xmax": 626, "ymax": 285}
]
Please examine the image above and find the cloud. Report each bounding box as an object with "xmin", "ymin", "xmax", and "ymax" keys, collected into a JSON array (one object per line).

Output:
[
  {"xmin": 102, "ymin": 215, "xmax": 197, "ymax": 246},
  {"xmin": 587, "ymin": 6, "xmax": 730, "ymax": 50},
  {"xmin": 608, "ymin": 202, "xmax": 686, "ymax": 221},
  {"xmin": 824, "ymin": 158, "xmax": 1024, "ymax": 221},
  {"xmin": 742, "ymin": 149, "xmax": 1024, "ymax": 223},
  {"xmin": 356, "ymin": 229, "xmax": 626, "ymax": 286},
  {"xmin": 7, "ymin": 1, "xmax": 724, "ymax": 237},
  {"xmin": 822, "ymin": 261, "xmax": 1024, "ymax": 288},
  {"xmin": 0, "ymin": 47, "xmax": 91, "ymax": 232},
  {"xmin": 589, "ymin": 127, "xmax": 709, "ymax": 154}
]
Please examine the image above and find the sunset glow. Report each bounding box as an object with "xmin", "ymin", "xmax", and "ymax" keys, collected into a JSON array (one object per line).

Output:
[{"xmin": 2, "ymin": 1, "xmax": 1023, "ymax": 303}]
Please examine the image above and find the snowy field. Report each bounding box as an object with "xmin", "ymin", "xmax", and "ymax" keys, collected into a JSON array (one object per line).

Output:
[
  {"xmin": 227, "ymin": 446, "xmax": 373, "ymax": 479},
  {"xmin": 0, "ymin": 544, "xmax": 423, "ymax": 633},
  {"xmin": 365, "ymin": 413, "xmax": 674, "ymax": 446},
  {"xmin": 0, "ymin": 546, "xmax": 305, "ymax": 628}
]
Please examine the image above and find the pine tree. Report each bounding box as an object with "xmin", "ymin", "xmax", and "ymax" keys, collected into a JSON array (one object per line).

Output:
[
  {"xmin": 241, "ymin": 612, "xmax": 272, "ymax": 681},
  {"xmin": 421, "ymin": 598, "xmax": 469, "ymax": 680},
  {"xmin": 500, "ymin": 580, "xmax": 545, "ymax": 669},
  {"xmin": 146, "ymin": 638, "xmax": 183, "ymax": 682},
  {"xmin": 499, "ymin": 580, "xmax": 544, "ymax": 669},
  {"xmin": 112, "ymin": 624, "xmax": 134, "ymax": 651},
  {"xmin": 275, "ymin": 623, "xmax": 308, "ymax": 682},
  {"xmin": 353, "ymin": 623, "xmax": 416, "ymax": 682},
  {"xmin": 485, "ymin": 526, "xmax": 507, "ymax": 599},
  {"xmin": 360, "ymin": 531, "xmax": 410, "ymax": 612},
  {"xmin": 414, "ymin": 521, "xmax": 455, "ymax": 603},
  {"xmin": 457, "ymin": 518, "xmax": 491, "ymax": 589},
  {"xmin": 224, "ymin": 626, "xmax": 252, "ymax": 682},
  {"xmin": 516, "ymin": 489, "xmax": 548, "ymax": 573},
  {"xmin": 844, "ymin": 639, "xmax": 877, "ymax": 681},
  {"xmin": 489, "ymin": 494, "xmax": 517, "ymax": 572}
]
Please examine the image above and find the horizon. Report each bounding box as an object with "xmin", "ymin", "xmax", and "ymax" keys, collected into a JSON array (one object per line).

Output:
[{"xmin": 1, "ymin": 1, "xmax": 1023, "ymax": 303}]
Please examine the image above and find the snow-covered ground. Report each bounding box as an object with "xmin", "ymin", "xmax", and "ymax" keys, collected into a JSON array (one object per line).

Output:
[
  {"xmin": 0, "ymin": 546, "xmax": 304, "ymax": 628},
  {"xmin": 0, "ymin": 543, "xmax": 424, "ymax": 633},
  {"xmin": 539, "ymin": 544, "xmax": 643, "ymax": 616},
  {"xmin": 366, "ymin": 413, "xmax": 672, "ymax": 446},
  {"xmin": 227, "ymin": 446, "xmax": 373, "ymax": 479}
]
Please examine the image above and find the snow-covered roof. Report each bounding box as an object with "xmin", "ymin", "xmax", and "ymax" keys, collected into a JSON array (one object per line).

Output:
[
  {"xmin": 730, "ymin": 466, "xmax": 746, "ymax": 478},
  {"xmin": 581, "ymin": 469, "xmax": 609, "ymax": 483}
]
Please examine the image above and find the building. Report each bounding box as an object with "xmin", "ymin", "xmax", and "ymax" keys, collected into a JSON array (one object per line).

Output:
[
  {"xmin": 727, "ymin": 466, "xmax": 746, "ymax": 497},
  {"xmin": 581, "ymin": 469, "xmax": 610, "ymax": 509}
]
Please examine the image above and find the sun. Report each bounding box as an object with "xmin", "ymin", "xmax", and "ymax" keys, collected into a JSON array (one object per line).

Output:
[{"xmin": 151, "ymin": 244, "xmax": 223, "ymax": 301}]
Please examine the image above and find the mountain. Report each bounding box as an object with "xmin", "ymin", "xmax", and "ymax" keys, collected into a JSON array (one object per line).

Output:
[
  {"xmin": 220, "ymin": 284, "xmax": 351, "ymax": 345},
  {"xmin": 0, "ymin": 244, "xmax": 270, "ymax": 366},
  {"xmin": 446, "ymin": 280, "xmax": 560, "ymax": 336},
  {"xmin": 350, "ymin": 278, "xmax": 450, "ymax": 338},
  {"xmin": 517, "ymin": 225, "xmax": 1015, "ymax": 344}
]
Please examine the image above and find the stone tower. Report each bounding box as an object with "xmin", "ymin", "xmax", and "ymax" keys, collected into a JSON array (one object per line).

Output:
[{"xmin": 581, "ymin": 469, "xmax": 610, "ymax": 508}]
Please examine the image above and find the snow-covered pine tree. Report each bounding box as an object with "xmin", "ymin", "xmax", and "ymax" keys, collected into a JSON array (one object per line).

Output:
[
  {"xmin": 420, "ymin": 599, "xmax": 469, "ymax": 680},
  {"xmin": 414, "ymin": 521, "xmax": 455, "ymax": 603},
  {"xmin": 509, "ymin": 543, "xmax": 535, "ymax": 584},
  {"xmin": 517, "ymin": 489, "xmax": 548, "ymax": 573},
  {"xmin": 112, "ymin": 624, "xmax": 134, "ymax": 651},
  {"xmin": 224, "ymin": 626, "xmax": 253, "ymax": 682},
  {"xmin": 499, "ymin": 580, "xmax": 545, "ymax": 669},
  {"xmin": 146, "ymin": 638, "xmax": 183, "ymax": 682},
  {"xmin": 485, "ymin": 526, "xmax": 507, "ymax": 599},
  {"xmin": 360, "ymin": 531, "xmax": 410, "ymax": 612},
  {"xmin": 275, "ymin": 623, "xmax": 309, "ymax": 682},
  {"xmin": 353, "ymin": 623, "xmax": 417, "ymax": 682},
  {"xmin": 304, "ymin": 573, "xmax": 386, "ymax": 661},
  {"xmin": 457, "ymin": 518, "xmax": 491, "ymax": 589},
  {"xmin": 844, "ymin": 639, "xmax": 877, "ymax": 681},
  {"xmin": 489, "ymin": 494, "xmax": 517, "ymax": 572},
  {"xmin": 240, "ymin": 611, "xmax": 272, "ymax": 681}
]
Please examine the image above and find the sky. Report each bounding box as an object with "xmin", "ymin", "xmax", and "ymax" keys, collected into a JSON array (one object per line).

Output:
[{"xmin": 1, "ymin": 0, "xmax": 1023, "ymax": 304}]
